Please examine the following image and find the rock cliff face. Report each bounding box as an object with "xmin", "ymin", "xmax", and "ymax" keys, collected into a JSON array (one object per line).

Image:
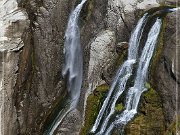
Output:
[
  {"xmin": 154, "ymin": 11, "xmax": 180, "ymax": 127},
  {"xmin": 0, "ymin": 0, "xmax": 29, "ymax": 134},
  {"xmin": 1, "ymin": 0, "xmax": 179, "ymax": 135}
]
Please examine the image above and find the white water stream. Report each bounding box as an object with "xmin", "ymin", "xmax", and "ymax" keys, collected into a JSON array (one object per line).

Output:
[
  {"xmin": 45, "ymin": 0, "xmax": 86, "ymax": 134},
  {"xmin": 105, "ymin": 18, "xmax": 162, "ymax": 135},
  {"xmin": 90, "ymin": 13, "xmax": 148, "ymax": 134},
  {"xmin": 62, "ymin": 0, "xmax": 86, "ymax": 106}
]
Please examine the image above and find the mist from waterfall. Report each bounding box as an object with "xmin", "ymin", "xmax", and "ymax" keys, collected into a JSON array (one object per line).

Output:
[
  {"xmin": 44, "ymin": 0, "xmax": 86, "ymax": 134},
  {"xmin": 105, "ymin": 18, "xmax": 162, "ymax": 135},
  {"xmin": 90, "ymin": 13, "xmax": 149, "ymax": 134}
]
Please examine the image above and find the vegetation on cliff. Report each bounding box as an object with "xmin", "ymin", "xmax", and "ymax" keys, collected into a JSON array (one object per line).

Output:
[
  {"xmin": 80, "ymin": 84, "xmax": 109, "ymax": 135},
  {"xmin": 125, "ymin": 84, "xmax": 165, "ymax": 135}
]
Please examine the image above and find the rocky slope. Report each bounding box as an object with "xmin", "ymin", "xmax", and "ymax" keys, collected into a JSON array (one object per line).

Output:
[{"xmin": 1, "ymin": 0, "xmax": 179, "ymax": 135}]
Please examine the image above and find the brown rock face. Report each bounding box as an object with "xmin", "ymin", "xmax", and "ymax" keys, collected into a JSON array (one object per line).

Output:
[
  {"xmin": 116, "ymin": 42, "xmax": 129, "ymax": 53},
  {"xmin": 12, "ymin": 0, "xmax": 77, "ymax": 134},
  {"xmin": 11, "ymin": 0, "xmax": 109, "ymax": 134},
  {"xmin": 2, "ymin": 0, "xmax": 179, "ymax": 135},
  {"xmin": 153, "ymin": 11, "xmax": 180, "ymax": 127}
]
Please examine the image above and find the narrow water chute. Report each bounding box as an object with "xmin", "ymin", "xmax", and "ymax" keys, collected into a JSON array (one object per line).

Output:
[
  {"xmin": 90, "ymin": 13, "xmax": 149, "ymax": 134},
  {"xmin": 44, "ymin": 0, "xmax": 86, "ymax": 134},
  {"xmin": 105, "ymin": 18, "xmax": 162, "ymax": 135}
]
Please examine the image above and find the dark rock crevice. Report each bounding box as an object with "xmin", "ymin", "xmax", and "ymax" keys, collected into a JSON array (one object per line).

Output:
[{"xmin": 163, "ymin": 56, "xmax": 180, "ymax": 84}]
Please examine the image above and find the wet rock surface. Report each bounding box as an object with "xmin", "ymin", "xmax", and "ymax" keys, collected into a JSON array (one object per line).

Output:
[
  {"xmin": 125, "ymin": 87, "xmax": 165, "ymax": 135},
  {"xmin": 1, "ymin": 0, "xmax": 179, "ymax": 134}
]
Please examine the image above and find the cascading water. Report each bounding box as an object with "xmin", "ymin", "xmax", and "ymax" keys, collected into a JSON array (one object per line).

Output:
[
  {"xmin": 166, "ymin": 7, "xmax": 180, "ymax": 12},
  {"xmin": 105, "ymin": 18, "xmax": 162, "ymax": 135},
  {"xmin": 44, "ymin": 0, "xmax": 86, "ymax": 134},
  {"xmin": 90, "ymin": 13, "xmax": 148, "ymax": 134},
  {"xmin": 44, "ymin": 5, "xmax": 176, "ymax": 135},
  {"xmin": 62, "ymin": 0, "xmax": 86, "ymax": 107}
]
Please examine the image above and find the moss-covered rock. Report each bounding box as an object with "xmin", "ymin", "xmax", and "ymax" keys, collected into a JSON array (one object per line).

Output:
[
  {"xmin": 125, "ymin": 85, "xmax": 165, "ymax": 135},
  {"xmin": 124, "ymin": 14, "xmax": 167, "ymax": 135},
  {"xmin": 115, "ymin": 103, "xmax": 124, "ymax": 112},
  {"xmin": 80, "ymin": 84, "xmax": 109, "ymax": 135}
]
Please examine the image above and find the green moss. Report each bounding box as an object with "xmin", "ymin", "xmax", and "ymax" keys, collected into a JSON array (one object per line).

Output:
[
  {"xmin": 80, "ymin": 43, "xmax": 128, "ymax": 135},
  {"xmin": 144, "ymin": 87, "xmax": 162, "ymax": 107},
  {"xmin": 125, "ymin": 84, "xmax": 165, "ymax": 135},
  {"xmin": 145, "ymin": 82, "xmax": 151, "ymax": 89},
  {"xmin": 115, "ymin": 103, "xmax": 124, "ymax": 112},
  {"xmin": 80, "ymin": 84, "xmax": 109, "ymax": 135},
  {"xmin": 96, "ymin": 84, "xmax": 109, "ymax": 93}
]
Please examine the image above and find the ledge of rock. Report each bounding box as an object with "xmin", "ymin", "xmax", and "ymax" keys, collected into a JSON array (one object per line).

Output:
[
  {"xmin": 137, "ymin": 0, "xmax": 160, "ymax": 10},
  {"xmin": 116, "ymin": 42, "xmax": 129, "ymax": 53},
  {"xmin": 87, "ymin": 30, "xmax": 117, "ymax": 94}
]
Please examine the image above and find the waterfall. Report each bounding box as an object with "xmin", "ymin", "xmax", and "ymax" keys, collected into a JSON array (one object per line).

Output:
[
  {"xmin": 62, "ymin": 0, "xmax": 86, "ymax": 105},
  {"xmin": 105, "ymin": 18, "xmax": 162, "ymax": 135},
  {"xmin": 90, "ymin": 13, "xmax": 148, "ymax": 134},
  {"xmin": 44, "ymin": 0, "xmax": 86, "ymax": 134}
]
